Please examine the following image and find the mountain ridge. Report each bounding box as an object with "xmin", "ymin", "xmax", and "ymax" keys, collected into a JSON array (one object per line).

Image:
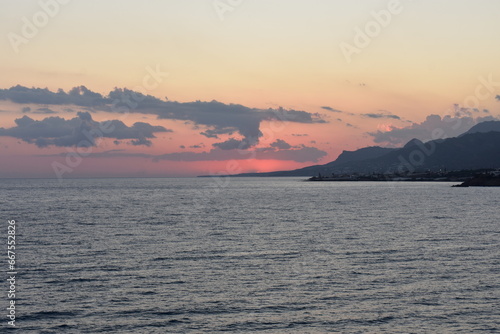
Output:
[{"xmin": 229, "ymin": 127, "xmax": 500, "ymax": 177}]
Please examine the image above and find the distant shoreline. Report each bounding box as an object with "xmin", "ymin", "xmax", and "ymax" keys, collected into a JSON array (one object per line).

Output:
[
  {"xmin": 197, "ymin": 169, "xmax": 500, "ymax": 187},
  {"xmin": 306, "ymin": 178, "xmax": 459, "ymax": 182},
  {"xmin": 452, "ymin": 175, "xmax": 500, "ymax": 187}
]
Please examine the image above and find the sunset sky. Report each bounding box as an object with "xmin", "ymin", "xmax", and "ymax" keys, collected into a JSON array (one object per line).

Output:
[{"xmin": 1, "ymin": 0, "xmax": 500, "ymax": 178}]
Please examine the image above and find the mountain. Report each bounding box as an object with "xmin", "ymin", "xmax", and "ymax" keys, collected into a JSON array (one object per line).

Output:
[
  {"xmin": 324, "ymin": 146, "xmax": 395, "ymax": 166},
  {"xmin": 463, "ymin": 120, "xmax": 500, "ymax": 135},
  {"xmin": 232, "ymin": 130, "xmax": 500, "ymax": 177},
  {"xmin": 350, "ymin": 131, "xmax": 500, "ymax": 173},
  {"xmin": 233, "ymin": 146, "xmax": 395, "ymax": 177}
]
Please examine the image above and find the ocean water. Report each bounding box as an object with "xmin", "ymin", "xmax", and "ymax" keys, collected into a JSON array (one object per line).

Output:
[{"xmin": 1, "ymin": 177, "xmax": 499, "ymax": 333}]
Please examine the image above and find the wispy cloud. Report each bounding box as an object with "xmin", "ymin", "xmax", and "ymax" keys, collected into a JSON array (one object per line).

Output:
[
  {"xmin": 44, "ymin": 146, "xmax": 327, "ymax": 163},
  {"xmin": 362, "ymin": 113, "xmax": 401, "ymax": 120},
  {"xmin": 20, "ymin": 106, "xmax": 58, "ymax": 114},
  {"xmin": 321, "ymin": 106, "xmax": 344, "ymax": 113},
  {"xmin": 33, "ymin": 107, "xmax": 58, "ymax": 114}
]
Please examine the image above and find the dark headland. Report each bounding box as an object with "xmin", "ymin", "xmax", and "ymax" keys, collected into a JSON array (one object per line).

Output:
[
  {"xmin": 452, "ymin": 173, "xmax": 500, "ymax": 187},
  {"xmin": 307, "ymin": 169, "xmax": 500, "ymax": 185},
  {"xmin": 206, "ymin": 121, "xmax": 500, "ymax": 182}
]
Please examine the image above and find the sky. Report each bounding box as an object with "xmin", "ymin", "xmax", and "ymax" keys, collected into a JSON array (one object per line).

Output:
[{"xmin": 1, "ymin": 0, "xmax": 500, "ymax": 178}]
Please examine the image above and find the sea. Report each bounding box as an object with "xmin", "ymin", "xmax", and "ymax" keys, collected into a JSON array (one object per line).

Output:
[{"xmin": 1, "ymin": 177, "xmax": 499, "ymax": 333}]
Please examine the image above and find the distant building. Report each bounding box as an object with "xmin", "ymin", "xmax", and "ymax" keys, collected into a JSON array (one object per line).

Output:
[{"xmin": 490, "ymin": 169, "xmax": 500, "ymax": 176}]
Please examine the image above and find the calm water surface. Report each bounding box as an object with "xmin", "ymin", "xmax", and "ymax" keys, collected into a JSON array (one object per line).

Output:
[{"xmin": 1, "ymin": 178, "xmax": 499, "ymax": 333}]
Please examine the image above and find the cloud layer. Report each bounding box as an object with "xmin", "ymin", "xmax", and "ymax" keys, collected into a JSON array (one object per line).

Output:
[
  {"xmin": 57, "ymin": 145, "xmax": 327, "ymax": 163},
  {"xmin": 368, "ymin": 114, "xmax": 498, "ymax": 146},
  {"xmin": 0, "ymin": 85, "xmax": 326, "ymax": 149},
  {"xmin": 0, "ymin": 85, "xmax": 109, "ymax": 107},
  {"xmin": 321, "ymin": 106, "xmax": 344, "ymax": 113},
  {"xmin": 362, "ymin": 113, "xmax": 400, "ymax": 120},
  {"xmin": 0, "ymin": 112, "xmax": 170, "ymax": 147}
]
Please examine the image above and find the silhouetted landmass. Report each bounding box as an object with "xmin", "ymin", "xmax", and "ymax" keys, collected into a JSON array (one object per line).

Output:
[
  {"xmin": 230, "ymin": 131, "xmax": 500, "ymax": 177},
  {"xmin": 324, "ymin": 146, "xmax": 396, "ymax": 166},
  {"xmin": 462, "ymin": 120, "xmax": 500, "ymax": 136},
  {"xmin": 453, "ymin": 173, "xmax": 500, "ymax": 187},
  {"xmin": 225, "ymin": 146, "xmax": 396, "ymax": 177},
  {"xmin": 308, "ymin": 168, "xmax": 498, "ymax": 183}
]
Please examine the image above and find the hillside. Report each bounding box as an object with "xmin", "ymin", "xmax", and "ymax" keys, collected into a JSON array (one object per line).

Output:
[
  {"xmin": 232, "ymin": 131, "xmax": 500, "ymax": 177},
  {"xmin": 463, "ymin": 120, "xmax": 500, "ymax": 135}
]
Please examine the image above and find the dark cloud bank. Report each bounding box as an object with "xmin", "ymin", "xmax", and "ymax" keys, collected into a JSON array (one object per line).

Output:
[
  {"xmin": 0, "ymin": 111, "xmax": 171, "ymax": 147},
  {"xmin": 0, "ymin": 85, "xmax": 326, "ymax": 151},
  {"xmin": 0, "ymin": 85, "xmax": 328, "ymax": 162}
]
